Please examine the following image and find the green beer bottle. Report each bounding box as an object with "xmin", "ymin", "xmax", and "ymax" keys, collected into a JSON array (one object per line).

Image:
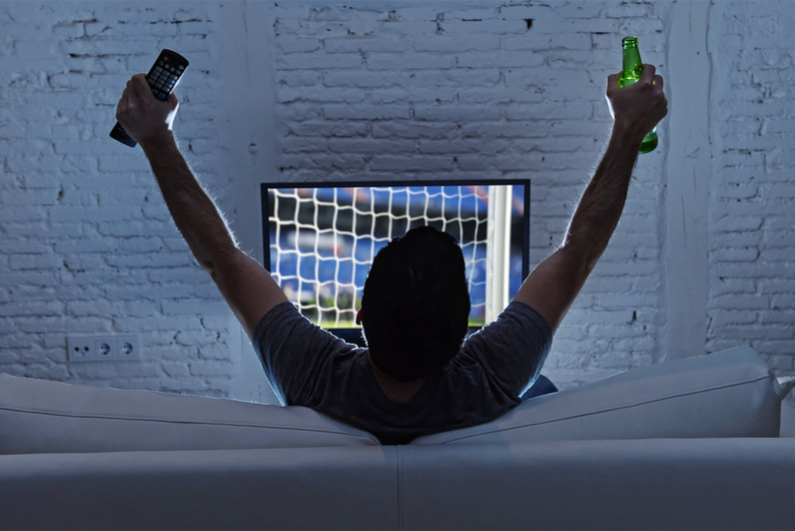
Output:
[{"xmin": 618, "ymin": 36, "xmax": 658, "ymax": 154}]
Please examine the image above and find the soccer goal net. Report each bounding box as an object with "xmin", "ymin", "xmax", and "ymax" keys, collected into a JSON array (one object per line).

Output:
[{"xmin": 266, "ymin": 184, "xmax": 518, "ymax": 329}]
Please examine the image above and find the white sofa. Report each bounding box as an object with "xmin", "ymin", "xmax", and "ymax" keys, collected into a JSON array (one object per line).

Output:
[{"xmin": 1, "ymin": 345, "xmax": 794, "ymax": 530}]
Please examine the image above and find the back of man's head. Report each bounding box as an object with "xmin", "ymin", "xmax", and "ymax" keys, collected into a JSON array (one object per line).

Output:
[{"xmin": 361, "ymin": 225, "xmax": 471, "ymax": 382}]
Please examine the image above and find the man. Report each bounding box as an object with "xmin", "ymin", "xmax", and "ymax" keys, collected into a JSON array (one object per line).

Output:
[{"xmin": 116, "ymin": 63, "xmax": 666, "ymax": 444}]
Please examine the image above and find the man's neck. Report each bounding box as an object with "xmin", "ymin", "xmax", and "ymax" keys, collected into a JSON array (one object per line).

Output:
[{"xmin": 367, "ymin": 351, "xmax": 426, "ymax": 404}]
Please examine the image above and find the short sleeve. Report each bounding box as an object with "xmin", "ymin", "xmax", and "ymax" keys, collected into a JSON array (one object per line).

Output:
[
  {"xmin": 252, "ymin": 302, "xmax": 350, "ymax": 407},
  {"xmin": 460, "ymin": 301, "xmax": 553, "ymax": 399}
]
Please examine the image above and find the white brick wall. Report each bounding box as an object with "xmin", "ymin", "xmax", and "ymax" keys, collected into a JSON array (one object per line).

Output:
[
  {"xmin": 0, "ymin": 1, "xmax": 793, "ymax": 407},
  {"xmin": 0, "ymin": 1, "xmax": 239, "ymax": 398},
  {"xmin": 707, "ymin": 1, "xmax": 795, "ymax": 389}
]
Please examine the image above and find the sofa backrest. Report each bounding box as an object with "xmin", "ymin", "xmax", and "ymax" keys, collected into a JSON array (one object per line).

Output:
[
  {"xmin": 0, "ymin": 374, "xmax": 379, "ymax": 454},
  {"xmin": 411, "ymin": 345, "xmax": 784, "ymax": 444},
  {"xmin": 0, "ymin": 345, "xmax": 787, "ymax": 453}
]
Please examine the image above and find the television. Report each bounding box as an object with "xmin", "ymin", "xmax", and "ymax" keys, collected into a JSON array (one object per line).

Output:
[{"xmin": 261, "ymin": 179, "xmax": 531, "ymax": 346}]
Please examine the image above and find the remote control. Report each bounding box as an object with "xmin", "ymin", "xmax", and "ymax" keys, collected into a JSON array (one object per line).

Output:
[{"xmin": 110, "ymin": 49, "xmax": 189, "ymax": 148}]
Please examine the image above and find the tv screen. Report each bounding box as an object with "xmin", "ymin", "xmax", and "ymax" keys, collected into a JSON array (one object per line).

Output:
[{"xmin": 261, "ymin": 179, "xmax": 530, "ymax": 345}]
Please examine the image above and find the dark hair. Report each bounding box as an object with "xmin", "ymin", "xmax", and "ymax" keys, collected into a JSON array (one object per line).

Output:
[{"xmin": 361, "ymin": 225, "xmax": 471, "ymax": 382}]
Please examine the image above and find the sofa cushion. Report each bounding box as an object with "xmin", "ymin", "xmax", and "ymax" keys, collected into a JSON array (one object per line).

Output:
[
  {"xmin": 0, "ymin": 375, "xmax": 379, "ymax": 454},
  {"xmin": 411, "ymin": 346, "xmax": 783, "ymax": 444}
]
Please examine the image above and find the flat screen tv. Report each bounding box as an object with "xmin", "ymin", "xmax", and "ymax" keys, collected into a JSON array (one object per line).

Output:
[{"xmin": 261, "ymin": 179, "xmax": 530, "ymax": 346}]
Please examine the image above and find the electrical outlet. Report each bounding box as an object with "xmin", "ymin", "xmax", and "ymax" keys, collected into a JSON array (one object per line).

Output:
[{"xmin": 68, "ymin": 335, "xmax": 142, "ymax": 362}]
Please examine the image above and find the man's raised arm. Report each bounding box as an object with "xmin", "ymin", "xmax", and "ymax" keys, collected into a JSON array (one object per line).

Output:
[
  {"xmin": 115, "ymin": 74, "xmax": 287, "ymax": 341},
  {"xmin": 516, "ymin": 65, "xmax": 668, "ymax": 335}
]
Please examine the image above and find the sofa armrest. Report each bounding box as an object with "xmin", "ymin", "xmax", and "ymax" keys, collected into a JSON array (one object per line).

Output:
[{"xmin": 781, "ymin": 399, "xmax": 795, "ymax": 438}]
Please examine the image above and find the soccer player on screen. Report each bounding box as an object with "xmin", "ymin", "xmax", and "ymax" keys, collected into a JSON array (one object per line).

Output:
[{"xmin": 115, "ymin": 64, "xmax": 666, "ymax": 444}]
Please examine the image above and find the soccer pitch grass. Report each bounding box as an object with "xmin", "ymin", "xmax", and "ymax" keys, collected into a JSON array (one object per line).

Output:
[{"xmin": 312, "ymin": 317, "xmax": 488, "ymax": 330}]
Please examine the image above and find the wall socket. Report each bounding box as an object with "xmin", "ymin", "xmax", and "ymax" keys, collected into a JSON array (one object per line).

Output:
[{"xmin": 67, "ymin": 335, "xmax": 142, "ymax": 362}]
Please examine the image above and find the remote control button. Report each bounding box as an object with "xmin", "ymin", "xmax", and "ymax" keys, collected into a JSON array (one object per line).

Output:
[
  {"xmin": 155, "ymin": 66, "xmax": 163, "ymax": 74},
  {"xmin": 158, "ymin": 61, "xmax": 164, "ymax": 66},
  {"xmin": 178, "ymin": 65, "xmax": 184, "ymax": 70},
  {"xmin": 151, "ymin": 88, "xmax": 158, "ymax": 96},
  {"xmin": 157, "ymin": 92, "xmax": 167, "ymax": 100}
]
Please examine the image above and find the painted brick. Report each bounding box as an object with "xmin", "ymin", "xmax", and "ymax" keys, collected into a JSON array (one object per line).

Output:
[
  {"xmin": 439, "ymin": 19, "xmax": 527, "ymax": 35},
  {"xmin": 323, "ymin": 70, "xmax": 410, "ymax": 88},
  {"xmin": 378, "ymin": 21, "xmax": 438, "ymax": 37},
  {"xmin": 445, "ymin": 7, "xmax": 498, "ymax": 20},
  {"xmin": 371, "ymin": 87, "xmax": 458, "ymax": 104},
  {"xmin": 760, "ymin": 183, "xmax": 795, "ymax": 199},
  {"xmin": 277, "ymin": 52, "xmax": 362, "ymax": 70},
  {"xmin": 413, "ymin": 35, "xmax": 500, "ymax": 53},
  {"xmin": 369, "ymin": 155, "xmax": 453, "ymax": 172},
  {"xmin": 323, "ymin": 105, "xmax": 410, "ymax": 120},
  {"xmin": 367, "ymin": 53, "xmax": 455, "ymax": 70},
  {"xmin": 328, "ymin": 138, "xmax": 417, "ymax": 154},
  {"xmin": 189, "ymin": 361, "xmax": 234, "ymax": 377},
  {"xmin": 458, "ymin": 50, "xmax": 544, "ymax": 68},
  {"xmin": 287, "ymin": 121, "xmax": 368, "ymax": 137},
  {"xmin": 713, "ymin": 215, "xmax": 764, "ymax": 232},
  {"xmin": 414, "ymin": 105, "xmax": 500, "ymax": 122},
  {"xmin": 372, "ymin": 122, "xmax": 458, "ymax": 139},
  {"xmin": 712, "ymin": 247, "xmax": 760, "ymax": 262},
  {"xmin": 722, "ymin": 325, "xmax": 794, "ymax": 341},
  {"xmin": 162, "ymin": 300, "xmax": 229, "ymax": 315}
]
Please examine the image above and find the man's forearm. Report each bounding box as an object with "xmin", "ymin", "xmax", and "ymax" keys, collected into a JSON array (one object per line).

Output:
[
  {"xmin": 140, "ymin": 132, "xmax": 238, "ymax": 273},
  {"xmin": 562, "ymin": 125, "xmax": 644, "ymax": 270}
]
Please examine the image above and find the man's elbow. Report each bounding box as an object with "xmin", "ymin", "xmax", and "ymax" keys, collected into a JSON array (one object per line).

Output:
[
  {"xmin": 556, "ymin": 244, "xmax": 596, "ymax": 280},
  {"xmin": 196, "ymin": 242, "xmax": 239, "ymax": 278},
  {"xmin": 562, "ymin": 226, "xmax": 613, "ymax": 273}
]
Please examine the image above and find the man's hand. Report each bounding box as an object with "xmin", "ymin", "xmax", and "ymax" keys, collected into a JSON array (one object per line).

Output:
[
  {"xmin": 606, "ymin": 64, "xmax": 667, "ymax": 141},
  {"xmin": 115, "ymin": 74, "xmax": 179, "ymax": 145}
]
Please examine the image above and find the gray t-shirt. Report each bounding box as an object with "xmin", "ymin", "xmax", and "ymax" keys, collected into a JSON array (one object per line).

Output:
[{"xmin": 254, "ymin": 300, "xmax": 553, "ymax": 445}]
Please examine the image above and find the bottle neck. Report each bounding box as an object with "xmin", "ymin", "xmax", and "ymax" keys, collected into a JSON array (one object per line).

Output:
[{"xmin": 622, "ymin": 47, "xmax": 643, "ymax": 81}]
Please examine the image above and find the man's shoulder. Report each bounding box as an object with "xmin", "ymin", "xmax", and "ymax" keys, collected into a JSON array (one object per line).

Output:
[
  {"xmin": 253, "ymin": 301, "xmax": 306, "ymax": 341},
  {"xmin": 253, "ymin": 300, "xmax": 364, "ymax": 406},
  {"xmin": 459, "ymin": 300, "xmax": 553, "ymax": 366},
  {"xmin": 466, "ymin": 301, "xmax": 551, "ymax": 342},
  {"xmin": 498, "ymin": 300, "xmax": 553, "ymax": 336}
]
